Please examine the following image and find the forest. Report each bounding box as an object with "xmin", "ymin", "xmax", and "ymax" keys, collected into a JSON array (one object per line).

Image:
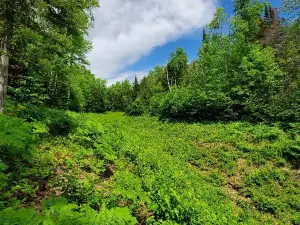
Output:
[{"xmin": 0, "ymin": 0, "xmax": 299, "ymax": 224}]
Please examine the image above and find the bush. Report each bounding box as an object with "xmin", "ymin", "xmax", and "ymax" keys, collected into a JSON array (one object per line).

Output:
[
  {"xmin": 0, "ymin": 115, "xmax": 33, "ymax": 160},
  {"xmin": 153, "ymin": 88, "xmax": 234, "ymax": 121},
  {"xmin": 283, "ymin": 141, "xmax": 300, "ymax": 168},
  {"xmin": 125, "ymin": 99, "xmax": 145, "ymax": 116},
  {"xmin": 11, "ymin": 105, "xmax": 75, "ymax": 136},
  {"xmin": 69, "ymin": 113, "xmax": 104, "ymax": 148}
]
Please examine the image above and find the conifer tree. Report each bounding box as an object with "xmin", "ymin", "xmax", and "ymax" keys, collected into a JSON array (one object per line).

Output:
[{"xmin": 133, "ymin": 75, "xmax": 139, "ymax": 100}]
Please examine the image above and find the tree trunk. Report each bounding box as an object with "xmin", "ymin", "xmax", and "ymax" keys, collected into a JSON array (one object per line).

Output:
[
  {"xmin": 166, "ymin": 65, "xmax": 171, "ymax": 92},
  {"xmin": 0, "ymin": 37, "xmax": 9, "ymax": 113},
  {"xmin": 0, "ymin": 0, "xmax": 13, "ymax": 113}
]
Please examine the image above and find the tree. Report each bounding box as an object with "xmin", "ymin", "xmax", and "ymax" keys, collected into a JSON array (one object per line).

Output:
[
  {"xmin": 233, "ymin": 46, "xmax": 283, "ymax": 116},
  {"xmin": 86, "ymin": 78, "xmax": 107, "ymax": 113},
  {"xmin": 232, "ymin": 0, "xmax": 264, "ymax": 42},
  {"xmin": 208, "ymin": 8, "xmax": 227, "ymax": 35},
  {"xmin": 107, "ymin": 80, "xmax": 133, "ymax": 111},
  {"xmin": 264, "ymin": 5, "xmax": 271, "ymax": 24},
  {"xmin": 0, "ymin": 0, "xmax": 36, "ymax": 112},
  {"xmin": 132, "ymin": 75, "xmax": 139, "ymax": 100},
  {"xmin": 139, "ymin": 66, "xmax": 165, "ymax": 103},
  {"xmin": 282, "ymin": 0, "xmax": 300, "ymax": 17},
  {"xmin": 202, "ymin": 28, "xmax": 207, "ymax": 43},
  {"xmin": 166, "ymin": 48, "xmax": 188, "ymax": 88},
  {"xmin": 280, "ymin": 1, "xmax": 300, "ymax": 93},
  {"xmin": 0, "ymin": 0, "xmax": 99, "ymax": 112}
]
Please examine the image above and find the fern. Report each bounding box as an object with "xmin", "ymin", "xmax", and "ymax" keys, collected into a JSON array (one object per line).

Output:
[
  {"xmin": 0, "ymin": 204, "xmax": 137, "ymax": 225},
  {"xmin": 0, "ymin": 208, "xmax": 42, "ymax": 225},
  {"xmin": 45, "ymin": 203, "xmax": 137, "ymax": 225},
  {"xmin": 97, "ymin": 207, "xmax": 137, "ymax": 225},
  {"xmin": 0, "ymin": 115, "xmax": 33, "ymax": 160}
]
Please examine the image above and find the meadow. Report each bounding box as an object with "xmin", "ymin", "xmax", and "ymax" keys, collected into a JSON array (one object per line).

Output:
[
  {"xmin": 0, "ymin": 107, "xmax": 299, "ymax": 224},
  {"xmin": 1, "ymin": 0, "xmax": 299, "ymax": 224}
]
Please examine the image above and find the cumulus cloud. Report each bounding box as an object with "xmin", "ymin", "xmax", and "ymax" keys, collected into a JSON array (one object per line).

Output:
[
  {"xmin": 87, "ymin": 0, "xmax": 216, "ymax": 84},
  {"xmin": 106, "ymin": 70, "xmax": 149, "ymax": 86}
]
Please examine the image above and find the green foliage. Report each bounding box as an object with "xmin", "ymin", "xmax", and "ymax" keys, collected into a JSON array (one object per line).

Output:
[
  {"xmin": 208, "ymin": 8, "xmax": 227, "ymax": 33},
  {"xmin": 0, "ymin": 111, "xmax": 299, "ymax": 224},
  {"xmin": 282, "ymin": 0, "xmax": 300, "ymax": 17},
  {"xmin": 2, "ymin": 0, "xmax": 300, "ymax": 123},
  {"xmin": 132, "ymin": 76, "xmax": 140, "ymax": 101},
  {"xmin": 110, "ymin": 1, "xmax": 300, "ymax": 123},
  {"xmin": 107, "ymin": 80, "xmax": 133, "ymax": 111},
  {"xmin": 86, "ymin": 78, "xmax": 108, "ymax": 113},
  {"xmin": 0, "ymin": 207, "xmax": 42, "ymax": 225},
  {"xmin": 69, "ymin": 113, "xmax": 104, "ymax": 148},
  {"xmin": 1, "ymin": 0, "xmax": 300, "ymax": 224},
  {"xmin": 0, "ymin": 115, "xmax": 33, "ymax": 159},
  {"xmin": 233, "ymin": 0, "xmax": 264, "ymax": 42},
  {"xmin": 153, "ymin": 88, "xmax": 233, "ymax": 121},
  {"xmin": 2, "ymin": 0, "xmax": 103, "ymax": 114},
  {"xmin": 125, "ymin": 98, "xmax": 146, "ymax": 116},
  {"xmin": 0, "ymin": 199, "xmax": 137, "ymax": 225},
  {"xmin": 230, "ymin": 45, "xmax": 284, "ymax": 121},
  {"xmin": 12, "ymin": 105, "xmax": 75, "ymax": 136},
  {"xmin": 166, "ymin": 48, "xmax": 188, "ymax": 87},
  {"xmin": 8, "ymin": 75, "xmax": 48, "ymax": 106}
]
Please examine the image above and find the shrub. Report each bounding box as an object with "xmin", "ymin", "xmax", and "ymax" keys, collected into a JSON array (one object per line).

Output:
[
  {"xmin": 154, "ymin": 88, "xmax": 234, "ymax": 121},
  {"xmin": 125, "ymin": 99, "xmax": 145, "ymax": 116},
  {"xmin": 0, "ymin": 115, "xmax": 33, "ymax": 160},
  {"xmin": 12, "ymin": 105, "xmax": 75, "ymax": 136},
  {"xmin": 69, "ymin": 114, "xmax": 104, "ymax": 148}
]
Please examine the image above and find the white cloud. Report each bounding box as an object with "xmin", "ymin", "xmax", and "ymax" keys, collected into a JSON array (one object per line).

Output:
[
  {"xmin": 106, "ymin": 70, "xmax": 149, "ymax": 86},
  {"xmin": 87, "ymin": 0, "xmax": 216, "ymax": 84}
]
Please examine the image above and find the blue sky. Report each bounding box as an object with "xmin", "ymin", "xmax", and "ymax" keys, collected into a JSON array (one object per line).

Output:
[
  {"xmin": 88, "ymin": 0, "xmax": 282, "ymax": 85},
  {"xmin": 124, "ymin": 0, "xmax": 282, "ymax": 73}
]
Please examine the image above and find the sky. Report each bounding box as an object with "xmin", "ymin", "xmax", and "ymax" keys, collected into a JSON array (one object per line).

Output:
[{"xmin": 87, "ymin": 0, "xmax": 282, "ymax": 85}]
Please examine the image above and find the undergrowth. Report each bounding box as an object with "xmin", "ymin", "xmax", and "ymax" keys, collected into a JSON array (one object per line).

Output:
[{"xmin": 0, "ymin": 105, "xmax": 299, "ymax": 224}]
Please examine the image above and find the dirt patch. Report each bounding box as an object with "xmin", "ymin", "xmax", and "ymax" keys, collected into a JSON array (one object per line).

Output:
[
  {"xmin": 225, "ymin": 159, "xmax": 251, "ymax": 204},
  {"xmin": 196, "ymin": 141, "xmax": 236, "ymax": 150},
  {"xmin": 135, "ymin": 203, "xmax": 154, "ymax": 225},
  {"xmin": 102, "ymin": 162, "xmax": 115, "ymax": 179},
  {"xmin": 34, "ymin": 180, "xmax": 63, "ymax": 211}
]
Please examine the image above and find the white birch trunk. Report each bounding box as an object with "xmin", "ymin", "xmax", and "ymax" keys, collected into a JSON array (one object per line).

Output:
[{"xmin": 0, "ymin": 37, "xmax": 9, "ymax": 113}]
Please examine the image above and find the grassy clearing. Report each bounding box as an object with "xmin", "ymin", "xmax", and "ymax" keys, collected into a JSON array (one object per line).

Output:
[{"xmin": 0, "ymin": 111, "xmax": 299, "ymax": 224}]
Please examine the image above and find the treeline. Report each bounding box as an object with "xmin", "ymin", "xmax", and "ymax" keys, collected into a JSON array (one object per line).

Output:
[
  {"xmin": 110, "ymin": 0, "xmax": 300, "ymax": 122},
  {"xmin": 1, "ymin": 0, "xmax": 300, "ymax": 123}
]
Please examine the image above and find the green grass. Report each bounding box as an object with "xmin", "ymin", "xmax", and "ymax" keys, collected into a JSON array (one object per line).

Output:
[{"xmin": 0, "ymin": 110, "xmax": 299, "ymax": 224}]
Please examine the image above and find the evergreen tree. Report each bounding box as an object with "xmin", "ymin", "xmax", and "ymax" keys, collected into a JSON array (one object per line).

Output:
[
  {"xmin": 133, "ymin": 75, "xmax": 139, "ymax": 100},
  {"xmin": 202, "ymin": 28, "xmax": 207, "ymax": 43},
  {"xmin": 264, "ymin": 5, "xmax": 271, "ymax": 23}
]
